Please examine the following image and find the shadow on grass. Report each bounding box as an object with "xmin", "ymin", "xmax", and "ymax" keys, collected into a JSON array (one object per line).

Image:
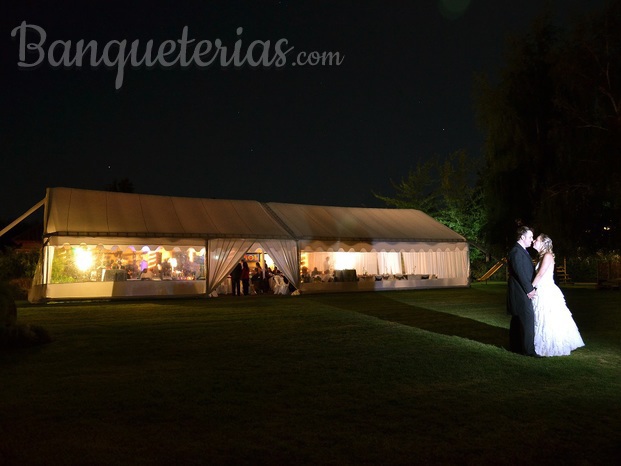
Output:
[{"xmin": 314, "ymin": 293, "xmax": 511, "ymax": 350}]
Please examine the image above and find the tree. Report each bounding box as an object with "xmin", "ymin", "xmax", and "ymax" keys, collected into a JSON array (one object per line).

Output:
[
  {"xmin": 475, "ymin": 13, "xmax": 559, "ymax": 253},
  {"xmin": 375, "ymin": 150, "xmax": 488, "ymax": 258},
  {"xmin": 551, "ymin": 1, "xmax": 621, "ymax": 252},
  {"xmin": 374, "ymin": 157, "xmax": 439, "ymax": 212},
  {"xmin": 475, "ymin": 1, "xmax": 621, "ymax": 255},
  {"xmin": 105, "ymin": 178, "xmax": 135, "ymax": 193}
]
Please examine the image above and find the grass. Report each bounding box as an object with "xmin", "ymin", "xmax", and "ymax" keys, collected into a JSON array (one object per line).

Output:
[{"xmin": 1, "ymin": 283, "xmax": 620, "ymax": 465}]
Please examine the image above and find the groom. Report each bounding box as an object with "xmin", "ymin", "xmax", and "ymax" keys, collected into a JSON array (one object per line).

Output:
[{"xmin": 506, "ymin": 226, "xmax": 537, "ymax": 356}]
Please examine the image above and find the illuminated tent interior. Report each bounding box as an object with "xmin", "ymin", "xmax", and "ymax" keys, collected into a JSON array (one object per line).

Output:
[
  {"xmin": 266, "ymin": 202, "xmax": 469, "ymax": 292},
  {"xmin": 26, "ymin": 187, "xmax": 469, "ymax": 302},
  {"xmin": 28, "ymin": 187, "xmax": 297, "ymax": 302}
]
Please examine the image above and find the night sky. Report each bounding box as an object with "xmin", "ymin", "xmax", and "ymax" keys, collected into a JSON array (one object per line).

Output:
[{"xmin": 0, "ymin": 0, "xmax": 608, "ymax": 223}]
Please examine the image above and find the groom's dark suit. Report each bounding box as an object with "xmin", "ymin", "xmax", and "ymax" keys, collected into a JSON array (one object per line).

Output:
[{"xmin": 507, "ymin": 242, "xmax": 536, "ymax": 355}]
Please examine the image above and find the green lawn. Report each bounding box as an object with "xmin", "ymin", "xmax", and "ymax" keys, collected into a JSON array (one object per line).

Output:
[{"xmin": 2, "ymin": 283, "xmax": 620, "ymax": 465}]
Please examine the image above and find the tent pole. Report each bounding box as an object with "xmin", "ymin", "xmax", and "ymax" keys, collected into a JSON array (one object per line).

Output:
[{"xmin": 0, "ymin": 198, "xmax": 45, "ymax": 239}]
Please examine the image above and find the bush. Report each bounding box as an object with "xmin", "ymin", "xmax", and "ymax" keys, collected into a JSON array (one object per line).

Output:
[
  {"xmin": 0, "ymin": 248, "xmax": 39, "ymax": 283},
  {"xmin": 0, "ymin": 323, "xmax": 52, "ymax": 349},
  {"xmin": 0, "ymin": 280, "xmax": 51, "ymax": 349},
  {"xmin": 566, "ymin": 256, "xmax": 598, "ymax": 283},
  {"xmin": 564, "ymin": 251, "xmax": 619, "ymax": 283},
  {"xmin": 0, "ymin": 281, "xmax": 17, "ymax": 326},
  {"xmin": 8, "ymin": 277, "xmax": 32, "ymax": 300}
]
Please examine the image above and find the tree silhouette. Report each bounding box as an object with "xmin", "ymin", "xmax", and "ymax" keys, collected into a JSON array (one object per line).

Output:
[
  {"xmin": 475, "ymin": 1, "xmax": 621, "ymax": 255},
  {"xmin": 105, "ymin": 178, "xmax": 135, "ymax": 193}
]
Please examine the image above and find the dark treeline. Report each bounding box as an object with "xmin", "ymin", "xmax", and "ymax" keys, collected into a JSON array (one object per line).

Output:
[
  {"xmin": 475, "ymin": 0, "xmax": 621, "ymax": 256},
  {"xmin": 380, "ymin": 1, "xmax": 620, "ymax": 267}
]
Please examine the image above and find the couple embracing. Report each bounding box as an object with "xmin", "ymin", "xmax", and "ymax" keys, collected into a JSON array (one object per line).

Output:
[{"xmin": 507, "ymin": 226, "xmax": 585, "ymax": 357}]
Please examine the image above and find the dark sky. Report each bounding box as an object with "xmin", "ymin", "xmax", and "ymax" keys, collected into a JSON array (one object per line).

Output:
[{"xmin": 0, "ymin": 0, "xmax": 608, "ymax": 222}]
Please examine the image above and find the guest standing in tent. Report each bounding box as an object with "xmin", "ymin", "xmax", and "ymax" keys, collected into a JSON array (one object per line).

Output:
[
  {"xmin": 241, "ymin": 261, "xmax": 250, "ymax": 296},
  {"xmin": 231, "ymin": 261, "xmax": 243, "ymax": 296}
]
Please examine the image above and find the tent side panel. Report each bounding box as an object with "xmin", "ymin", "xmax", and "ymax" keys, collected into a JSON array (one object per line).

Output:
[
  {"xmin": 299, "ymin": 277, "xmax": 469, "ymax": 293},
  {"xmin": 31, "ymin": 280, "xmax": 206, "ymax": 301}
]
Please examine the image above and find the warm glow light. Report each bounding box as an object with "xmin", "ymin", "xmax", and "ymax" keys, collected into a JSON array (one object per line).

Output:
[
  {"xmin": 74, "ymin": 248, "xmax": 93, "ymax": 272},
  {"xmin": 334, "ymin": 252, "xmax": 355, "ymax": 270},
  {"xmin": 264, "ymin": 254, "xmax": 274, "ymax": 269},
  {"xmin": 169, "ymin": 258, "xmax": 178, "ymax": 268}
]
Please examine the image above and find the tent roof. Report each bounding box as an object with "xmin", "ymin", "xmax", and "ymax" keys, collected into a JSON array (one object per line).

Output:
[
  {"xmin": 44, "ymin": 187, "xmax": 293, "ymax": 239},
  {"xmin": 265, "ymin": 202, "xmax": 466, "ymax": 243},
  {"xmin": 42, "ymin": 188, "xmax": 466, "ymax": 243}
]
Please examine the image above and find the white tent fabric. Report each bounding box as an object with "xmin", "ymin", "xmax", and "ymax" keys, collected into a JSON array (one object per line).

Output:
[
  {"xmin": 45, "ymin": 187, "xmax": 293, "ymax": 239},
  {"xmin": 42, "ymin": 188, "xmax": 466, "ymax": 246},
  {"xmin": 207, "ymin": 238, "xmax": 255, "ymax": 295},
  {"xmin": 378, "ymin": 252, "xmax": 402, "ymax": 275},
  {"xmin": 266, "ymin": 202, "xmax": 465, "ymax": 244},
  {"xmin": 28, "ymin": 188, "xmax": 470, "ymax": 302},
  {"xmin": 255, "ymin": 239, "xmax": 300, "ymax": 288},
  {"xmin": 401, "ymin": 247, "xmax": 470, "ymax": 278}
]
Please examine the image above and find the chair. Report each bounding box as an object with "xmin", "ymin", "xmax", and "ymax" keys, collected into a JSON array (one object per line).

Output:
[{"xmin": 273, "ymin": 275, "xmax": 288, "ymax": 295}]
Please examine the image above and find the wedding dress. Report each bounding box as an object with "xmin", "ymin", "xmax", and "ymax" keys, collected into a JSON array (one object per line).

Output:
[{"xmin": 532, "ymin": 260, "xmax": 585, "ymax": 357}]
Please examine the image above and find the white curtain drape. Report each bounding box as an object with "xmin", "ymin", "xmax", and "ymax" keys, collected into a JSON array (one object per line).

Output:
[
  {"xmin": 258, "ymin": 240, "xmax": 300, "ymax": 288},
  {"xmin": 401, "ymin": 248, "xmax": 469, "ymax": 278},
  {"xmin": 358, "ymin": 252, "xmax": 379, "ymax": 275},
  {"xmin": 402, "ymin": 252, "xmax": 416, "ymax": 275},
  {"xmin": 436, "ymin": 251, "xmax": 452, "ymax": 278},
  {"xmin": 207, "ymin": 238, "xmax": 255, "ymax": 295},
  {"xmin": 450, "ymin": 248, "xmax": 469, "ymax": 277},
  {"xmin": 377, "ymin": 252, "xmax": 402, "ymax": 275}
]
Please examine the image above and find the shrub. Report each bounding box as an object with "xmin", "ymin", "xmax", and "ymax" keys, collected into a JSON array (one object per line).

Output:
[
  {"xmin": 0, "ymin": 280, "xmax": 51, "ymax": 349},
  {"xmin": 0, "ymin": 281, "xmax": 17, "ymax": 326},
  {"xmin": 8, "ymin": 277, "xmax": 33, "ymax": 300},
  {"xmin": 0, "ymin": 323, "xmax": 52, "ymax": 349},
  {"xmin": 566, "ymin": 256, "xmax": 598, "ymax": 283},
  {"xmin": 0, "ymin": 248, "xmax": 39, "ymax": 282}
]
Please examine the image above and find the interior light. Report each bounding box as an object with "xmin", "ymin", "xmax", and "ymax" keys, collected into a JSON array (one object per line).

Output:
[
  {"xmin": 334, "ymin": 252, "xmax": 355, "ymax": 270},
  {"xmin": 74, "ymin": 248, "xmax": 93, "ymax": 272}
]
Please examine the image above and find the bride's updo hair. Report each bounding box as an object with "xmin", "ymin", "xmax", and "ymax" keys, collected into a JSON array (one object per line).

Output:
[{"xmin": 537, "ymin": 234, "xmax": 554, "ymax": 258}]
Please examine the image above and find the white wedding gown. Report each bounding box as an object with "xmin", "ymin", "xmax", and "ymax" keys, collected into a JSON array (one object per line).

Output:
[{"xmin": 532, "ymin": 261, "xmax": 585, "ymax": 357}]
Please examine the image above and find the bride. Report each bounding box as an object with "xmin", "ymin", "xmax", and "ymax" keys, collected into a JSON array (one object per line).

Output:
[{"xmin": 531, "ymin": 234, "xmax": 585, "ymax": 357}]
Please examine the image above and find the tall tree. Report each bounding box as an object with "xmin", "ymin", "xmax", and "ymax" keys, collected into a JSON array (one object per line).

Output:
[
  {"xmin": 475, "ymin": 13, "xmax": 559, "ymax": 252},
  {"xmin": 552, "ymin": 1, "xmax": 621, "ymax": 252},
  {"xmin": 475, "ymin": 1, "xmax": 621, "ymax": 255}
]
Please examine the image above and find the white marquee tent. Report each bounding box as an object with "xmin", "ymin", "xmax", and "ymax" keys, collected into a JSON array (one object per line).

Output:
[
  {"xmin": 21, "ymin": 187, "xmax": 469, "ymax": 302},
  {"xmin": 266, "ymin": 202, "xmax": 470, "ymax": 292}
]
